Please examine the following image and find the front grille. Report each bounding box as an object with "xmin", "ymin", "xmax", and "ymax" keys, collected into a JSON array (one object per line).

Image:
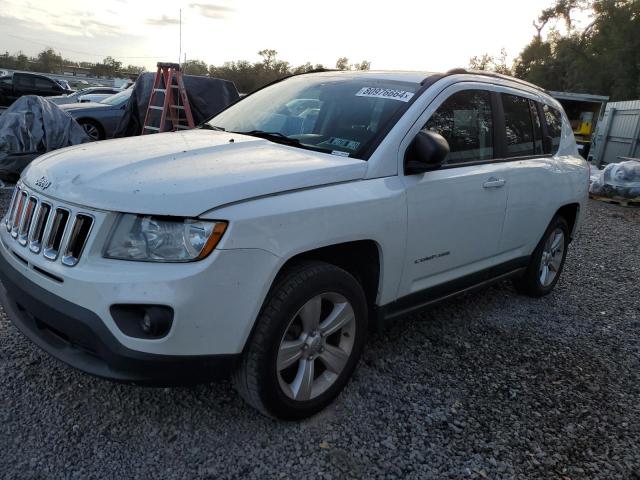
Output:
[{"xmin": 3, "ymin": 184, "xmax": 94, "ymax": 267}]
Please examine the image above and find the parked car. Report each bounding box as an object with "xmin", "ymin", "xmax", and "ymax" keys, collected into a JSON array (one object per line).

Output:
[
  {"xmin": 0, "ymin": 70, "xmax": 588, "ymax": 419},
  {"xmin": 59, "ymin": 88, "xmax": 131, "ymax": 140},
  {"xmin": 0, "ymin": 72, "xmax": 73, "ymax": 107},
  {"xmin": 48, "ymin": 87, "xmax": 122, "ymax": 106}
]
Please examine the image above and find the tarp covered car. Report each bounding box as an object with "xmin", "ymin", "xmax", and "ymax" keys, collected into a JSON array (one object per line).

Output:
[
  {"xmin": 113, "ymin": 72, "xmax": 240, "ymax": 137},
  {"xmin": 0, "ymin": 95, "xmax": 89, "ymax": 182}
]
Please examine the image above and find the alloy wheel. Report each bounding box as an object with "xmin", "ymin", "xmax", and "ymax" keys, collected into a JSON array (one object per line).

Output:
[
  {"xmin": 539, "ymin": 227, "xmax": 565, "ymax": 287},
  {"xmin": 276, "ymin": 292, "xmax": 356, "ymax": 401},
  {"xmin": 82, "ymin": 123, "xmax": 100, "ymax": 141}
]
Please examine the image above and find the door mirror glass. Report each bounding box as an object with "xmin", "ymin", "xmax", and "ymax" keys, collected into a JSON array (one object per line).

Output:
[{"xmin": 404, "ymin": 130, "xmax": 450, "ymax": 174}]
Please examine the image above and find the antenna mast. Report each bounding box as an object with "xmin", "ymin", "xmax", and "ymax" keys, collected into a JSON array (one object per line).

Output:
[{"xmin": 178, "ymin": 9, "xmax": 182, "ymax": 67}]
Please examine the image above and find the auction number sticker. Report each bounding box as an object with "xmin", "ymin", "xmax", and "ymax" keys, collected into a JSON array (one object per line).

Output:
[{"xmin": 356, "ymin": 87, "xmax": 414, "ymax": 102}]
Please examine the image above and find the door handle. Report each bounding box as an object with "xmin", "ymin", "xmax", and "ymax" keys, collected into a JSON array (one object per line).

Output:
[{"xmin": 483, "ymin": 177, "xmax": 506, "ymax": 189}]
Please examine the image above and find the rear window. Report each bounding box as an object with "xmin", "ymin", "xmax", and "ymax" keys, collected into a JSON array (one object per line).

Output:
[{"xmin": 542, "ymin": 104, "xmax": 563, "ymax": 153}]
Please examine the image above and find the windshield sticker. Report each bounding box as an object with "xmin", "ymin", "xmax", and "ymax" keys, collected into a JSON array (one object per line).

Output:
[
  {"xmin": 326, "ymin": 137, "xmax": 361, "ymax": 150},
  {"xmin": 355, "ymin": 87, "xmax": 414, "ymax": 102},
  {"xmin": 331, "ymin": 150, "xmax": 350, "ymax": 157}
]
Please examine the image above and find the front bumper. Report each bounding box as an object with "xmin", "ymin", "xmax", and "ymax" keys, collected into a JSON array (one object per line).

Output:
[{"xmin": 0, "ymin": 252, "xmax": 239, "ymax": 385}]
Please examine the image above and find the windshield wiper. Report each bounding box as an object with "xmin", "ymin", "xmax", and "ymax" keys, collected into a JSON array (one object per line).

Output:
[
  {"xmin": 200, "ymin": 124, "xmax": 226, "ymax": 131},
  {"xmin": 231, "ymin": 130, "xmax": 302, "ymax": 147}
]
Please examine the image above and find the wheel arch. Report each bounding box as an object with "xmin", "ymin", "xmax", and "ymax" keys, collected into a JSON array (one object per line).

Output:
[
  {"xmin": 555, "ymin": 203, "xmax": 580, "ymax": 240},
  {"xmin": 270, "ymin": 240, "xmax": 383, "ymax": 329}
]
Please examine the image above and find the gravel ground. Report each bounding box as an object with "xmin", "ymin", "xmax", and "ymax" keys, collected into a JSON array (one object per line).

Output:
[{"xmin": 0, "ymin": 188, "xmax": 639, "ymax": 480}]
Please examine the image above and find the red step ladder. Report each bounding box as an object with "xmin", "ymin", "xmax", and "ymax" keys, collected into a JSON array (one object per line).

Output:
[{"xmin": 142, "ymin": 62, "xmax": 195, "ymax": 135}]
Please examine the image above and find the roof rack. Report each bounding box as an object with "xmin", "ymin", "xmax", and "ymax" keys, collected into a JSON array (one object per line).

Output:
[{"xmin": 444, "ymin": 68, "xmax": 548, "ymax": 93}]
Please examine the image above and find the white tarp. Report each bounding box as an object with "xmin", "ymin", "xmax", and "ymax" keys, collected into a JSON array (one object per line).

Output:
[{"xmin": 590, "ymin": 160, "xmax": 640, "ymax": 199}]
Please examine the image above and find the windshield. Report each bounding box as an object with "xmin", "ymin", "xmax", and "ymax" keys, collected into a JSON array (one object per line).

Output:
[
  {"xmin": 206, "ymin": 75, "xmax": 420, "ymax": 159},
  {"xmin": 68, "ymin": 88, "xmax": 92, "ymax": 98},
  {"xmin": 100, "ymin": 89, "xmax": 132, "ymax": 106}
]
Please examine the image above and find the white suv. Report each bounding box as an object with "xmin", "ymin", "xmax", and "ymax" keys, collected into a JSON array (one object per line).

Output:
[{"xmin": 0, "ymin": 70, "xmax": 588, "ymax": 419}]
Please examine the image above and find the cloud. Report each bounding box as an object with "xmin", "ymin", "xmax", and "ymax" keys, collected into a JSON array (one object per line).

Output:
[
  {"xmin": 145, "ymin": 15, "xmax": 181, "ymax": 26},
  {"xmin": 189, "ymin": 3, "xmax": 234, "ymax": 20}
]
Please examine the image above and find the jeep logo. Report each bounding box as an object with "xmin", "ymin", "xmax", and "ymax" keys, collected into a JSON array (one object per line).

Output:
[{"xmin": 35, "ymin": 176, "xmax": 52, "ymax": 190}]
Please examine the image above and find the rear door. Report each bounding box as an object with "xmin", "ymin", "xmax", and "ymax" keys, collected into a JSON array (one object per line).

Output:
[
  {"xmin": 497, "ymin": 93, "xmax": 563, "ymax": 258},
  {"xmin": 397, "ymin": 85, "xmax": 511, "ymax": 299}
]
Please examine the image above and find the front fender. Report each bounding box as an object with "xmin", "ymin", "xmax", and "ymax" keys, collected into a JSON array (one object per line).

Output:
[{"xmin": 203, "ymin": 177, "xmax": 407, "ymax": 305}]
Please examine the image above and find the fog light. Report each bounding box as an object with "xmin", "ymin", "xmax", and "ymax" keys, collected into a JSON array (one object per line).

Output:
[
  {"xmin": 141, "ymin": 311, "xmax": 153, "ymax": 334},
  {"xmin": 111, "ymin": 305, "xmax": 174, "ymax": 339}
]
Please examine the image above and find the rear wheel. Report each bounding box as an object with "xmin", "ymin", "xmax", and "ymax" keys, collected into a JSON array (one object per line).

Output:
[
  {"xmin": 78, "ymin": 119, "xmax": 104, "ymax": 141},
  {"xmin": 513, "ymin": 215, "xmax": 569, "ymax": 297},
  {"xmin": 232, "ymin": 261, "xmax": 367, "ymax": 420}
]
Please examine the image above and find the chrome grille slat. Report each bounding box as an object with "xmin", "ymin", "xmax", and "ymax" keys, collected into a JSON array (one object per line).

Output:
[
  {"xmin": 43, "ymin": 208, "xmax": 70, "ymax": 261},
  {"xmin": 18, "ymin": 196, "xmax": 37, "ymax": 246},
  {"xmin": 3, "ymin": 185, "xmax": 94, "ymax": 267},
  {"xmin": 5, "ymin": 186, "xmax": 20, "ymax": 231},
  {"xmin": 61, "ymin": 214, "xmax": 94, "ymax": 267},
  {"xmin": 11, "ymin": 190, "xmax": 28, "ymax": 238},
  {"xmin": 28, "ymin": 202, "xmax": 52, "ymax": 253}
]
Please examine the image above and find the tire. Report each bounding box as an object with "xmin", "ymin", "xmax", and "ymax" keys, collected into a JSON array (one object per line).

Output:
[
  {"xmin": 78, "ymin": 119, "xmax": 104, "ymax": 141},
  {"xmin": 232, "ymin": 261, "xmax": 367, "ymax": 420},
  {"xmin": 513, "ymin": 215, "xmax": 570, "ymax": 297}
]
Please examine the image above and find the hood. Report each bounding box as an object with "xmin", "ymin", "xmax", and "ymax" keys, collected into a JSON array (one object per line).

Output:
[
  {"xmin": 22, "ymin": 130, "xmax": 367, "ymax": 216},
  {"xmin": 59, "ymin": 102, "xmax": 110, "ymax": 112}
]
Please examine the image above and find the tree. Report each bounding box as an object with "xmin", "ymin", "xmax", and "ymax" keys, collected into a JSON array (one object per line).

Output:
[
  {"xmin": 258, "ymin": 49, "xmax": 278, "ymax": 69},
  {"xmin": 353, "ymin": 60, "xmax": 371, "ymax": 71},
  {"xmin": 468, "ymin": 48, "xmax": 512, "ymax": 75},
  {"xmin": 35, "ymin": 48, "xmax": 63, "ymax": 73},
  {"xmin": 335, "ymin": 58, "xmax": 371, "ymax": 71},
  {"xmin": 124, "ymin": 64, "xmax": 146, "ymax": 75},
  {"xmin": 513, "ymin": 0, "xmax": 640, "ymax": 100},
  {"xmin": 183, "ymin": 59, "xmax": 208, "ymax": 76},
  {"xmin": 336, "ymin": 57, "xmax": 349, "ymax": 70}
]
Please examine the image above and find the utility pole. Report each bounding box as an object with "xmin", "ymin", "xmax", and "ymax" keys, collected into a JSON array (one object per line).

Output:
[{"xmin": 178, "ymin": 9, "xmax": 182, "ymax": 67}]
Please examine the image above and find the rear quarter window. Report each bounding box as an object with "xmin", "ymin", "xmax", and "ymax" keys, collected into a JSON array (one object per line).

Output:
[{"xmin": 542, "ymin": 104, "xmax": 563, "ymax": 153}]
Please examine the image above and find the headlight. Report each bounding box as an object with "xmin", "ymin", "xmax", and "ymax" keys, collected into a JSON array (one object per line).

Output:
[{"xmin": 104, "ymin": 214, "xmax": 227, "ymax": 262}]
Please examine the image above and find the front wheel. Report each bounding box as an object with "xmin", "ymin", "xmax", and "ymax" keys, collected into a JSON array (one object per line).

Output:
[
  {"xmin": 232, "ymin": 261, "xmax": 367, "ymax": 420},
  {"xmin": 513, "ymin": 215, "xmax": 570, "ymax": 297}
]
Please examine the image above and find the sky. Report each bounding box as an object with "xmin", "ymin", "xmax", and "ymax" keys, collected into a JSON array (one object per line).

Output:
[{"xmin": 0, "ymin": 0, "xmax": 583, "ymax": 71}]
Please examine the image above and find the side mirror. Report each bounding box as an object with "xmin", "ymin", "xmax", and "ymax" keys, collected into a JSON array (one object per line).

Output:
[{"xmin": 404, "ymin": 130, "xmax": 450, "ymax": 175}]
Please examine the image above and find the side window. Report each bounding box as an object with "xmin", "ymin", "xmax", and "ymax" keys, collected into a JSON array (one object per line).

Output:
[
  {"xmin": 15, "ymin": 75, "xmax": 35, "ymax": 89},
  {"xmin": 529, "ymin": 100, "xmax": 544, "ymax": 154},
  {"xmin": 502, "ymin": 93, "xmax": 534, "ymax": 157},
  {"xmin": 424, "ymin": 89, "xmax": 493, "ymax": 164},
  {"xmin": 34, "ymin": 77, "xmax": 56, "ymax": 91},
  {"xmin": 542, "ymin": 104, "xmax": 563, "ymax": 153}
]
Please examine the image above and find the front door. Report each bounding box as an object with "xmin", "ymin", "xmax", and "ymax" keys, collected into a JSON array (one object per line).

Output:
[{"xmin": 398, "ymin": 87, "xmax": 509, "ymax": 299}]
